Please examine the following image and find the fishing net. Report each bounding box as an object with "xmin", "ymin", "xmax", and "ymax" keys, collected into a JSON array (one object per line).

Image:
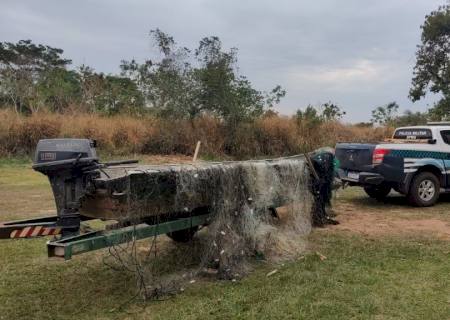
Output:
[{"xmin": 100, "ymin": 151, "xmax": 335, "ymax": 299}]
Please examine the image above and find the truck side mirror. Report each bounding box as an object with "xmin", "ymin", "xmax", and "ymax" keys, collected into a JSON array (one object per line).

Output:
[{"xmin": 428, "ymin": 139, "xmax": 437, "ymax": 144}]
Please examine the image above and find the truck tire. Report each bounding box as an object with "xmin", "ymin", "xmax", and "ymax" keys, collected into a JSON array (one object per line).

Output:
[
  {"xmin": 407, "ymin": 172, "xmax": 440, "ymax": 207},
  {"xmin": 167, "ymin": 226, "xmax": 199, "ymax": 242},
  {"xmin": 363, "ymin": 184, "xmax": 391, "ymax": 200}
]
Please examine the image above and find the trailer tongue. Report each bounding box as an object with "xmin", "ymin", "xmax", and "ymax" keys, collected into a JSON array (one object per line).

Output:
[{"xmin": 0, "ymin": 139, "xmax": 335, "ymax": 260}]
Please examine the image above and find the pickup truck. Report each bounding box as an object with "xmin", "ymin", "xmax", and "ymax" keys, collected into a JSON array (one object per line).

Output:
[{"xmin": 335, "ymin": 123, "xmax": 450, "ymax": 206}]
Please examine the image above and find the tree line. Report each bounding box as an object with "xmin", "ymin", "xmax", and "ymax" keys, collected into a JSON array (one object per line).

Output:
[{"xmin": 0, "ymin": 30, "xmax": 285, "ymax": 127}]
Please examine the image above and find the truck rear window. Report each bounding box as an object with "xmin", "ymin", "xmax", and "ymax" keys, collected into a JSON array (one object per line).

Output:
[{"xmin": 393, "ymin": 128, "xmax": 432, "ymax": 140}]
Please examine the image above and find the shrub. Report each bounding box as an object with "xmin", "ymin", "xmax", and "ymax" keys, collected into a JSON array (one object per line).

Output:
[{"xmin": 0, "ymin": 110, "xmax": 392, "ymax": 159}]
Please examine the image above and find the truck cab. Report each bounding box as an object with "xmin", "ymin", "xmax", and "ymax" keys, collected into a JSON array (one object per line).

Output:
[{"xmin": 335, "ymin": 123, "xmax": 450, "ymax": 206}]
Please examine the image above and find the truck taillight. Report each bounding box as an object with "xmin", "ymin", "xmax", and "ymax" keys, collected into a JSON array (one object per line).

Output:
[{"xmin": 372, "ymin": 148, "xmax": 390, "ymax": 165}]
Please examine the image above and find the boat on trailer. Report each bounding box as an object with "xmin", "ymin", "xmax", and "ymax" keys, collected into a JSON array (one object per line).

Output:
[{"xmin": 0, "ymin": 139, "xmax": 334, "ymax": 260}]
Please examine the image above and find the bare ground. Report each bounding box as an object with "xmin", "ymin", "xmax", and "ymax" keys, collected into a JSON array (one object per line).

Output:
[{"xmin": 329, "ymin": 188, "xmax": 450, "ymax": 240}]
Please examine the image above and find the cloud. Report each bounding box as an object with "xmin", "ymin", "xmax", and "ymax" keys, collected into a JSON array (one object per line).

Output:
[{"xmin": 288, "ymin": 59, "xmax": 389, "ymax": 91}]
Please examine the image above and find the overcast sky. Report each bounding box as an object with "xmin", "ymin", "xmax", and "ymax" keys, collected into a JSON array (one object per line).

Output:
[{"xmin": 0, "ymin": 0, "xmax": 445, "ymax": 122}]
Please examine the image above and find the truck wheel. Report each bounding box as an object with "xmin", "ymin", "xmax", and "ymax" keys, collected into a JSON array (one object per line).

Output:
[
  {"xmin": 167, "ymin": 226, "xmax": 199, "ymax": 242},
  {"xmin": 363, "ymin": 184, "xmax": 391, "ymax": 200},
  {"xmin": 407, "ymin": 172, "xmax": 440, "ymax": 207}
]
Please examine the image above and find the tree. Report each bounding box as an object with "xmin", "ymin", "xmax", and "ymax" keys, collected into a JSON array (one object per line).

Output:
[
  {"xmin": 295, "ymin": 102, "xmax": 345, "ymax": 125},
  {"xmin": 371, "ymin": 102, "xmax": 429, "ymax": 127},
  {"xmin": 121, "ymin": 29, "xmax": 201, "ymax": 118},
  {"xmin": 410, "ymin": 5, "xmax": 450, "ymax": 119},
  {"xmin": 36, "ymin": 68, "xmax": 80, "ymax": 112},
  {"xmin": 354, "ymin": 122, "xmax": 373, "ymax": 128},
  {"xmin": 78, "ymin": 65, "xmax": 144, "ymax": 114},
  {"xmin": 371, "ymin": 102, "xmax": 399, "ymax": 126},
  {"xmin": 296, "ymin": 105, "xmax": 322, "ymax": 124},
  {"xmin": 77, "ymin": 65, "xmax": 105, "ymax": 113},
  {"xmin": 121, "ymin": 30, "xmax": 285, "ymax": 122},
  {"xmin": 194, "ymin": 36, "xmax": 285, "ymax": 123},
  {"xmin": 321, "ymin": 102, "xmax": 346, "ymax": 121},
  {"xmin": 427, "ymin": 96, "xmax": 450, "ymax": 120},
  {"xmin": 96, "ymin": 75, "xmax": 144, "ymax": 115},
  {"xmin": 395, "ymin": 110, "xmax": 428, "ymax": 126},
  {"xmin": 0, "ymin": 40, "xmax": 71, "ymax": 113}
]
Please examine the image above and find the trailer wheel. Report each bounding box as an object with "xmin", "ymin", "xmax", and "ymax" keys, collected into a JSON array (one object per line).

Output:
[
  {"xmin": 167, "ymin": 226, "xmax": 199, "ymax": 242},
  {"xmin": 363, "ymin": 183, "xmax": 391, "ymax": 200},
  {"xmin": 407, "ymin": 172, "xmax": 440, "ymax": 207}
]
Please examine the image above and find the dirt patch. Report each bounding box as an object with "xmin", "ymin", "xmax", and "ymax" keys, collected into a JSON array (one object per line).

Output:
[{"xmin": 331, "ymin": 202, "xmax": 450, "ymax": 240}]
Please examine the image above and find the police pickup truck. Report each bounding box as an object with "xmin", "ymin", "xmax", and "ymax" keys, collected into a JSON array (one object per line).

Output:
[{"xmin": 335, "ymin": 123, "xmax": 450, "ymax": 206}]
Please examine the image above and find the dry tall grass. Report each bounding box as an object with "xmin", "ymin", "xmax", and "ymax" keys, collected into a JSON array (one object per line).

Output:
[{"xmin": 0, "ymin": 110, "xmax": 392, "ymax": 158}]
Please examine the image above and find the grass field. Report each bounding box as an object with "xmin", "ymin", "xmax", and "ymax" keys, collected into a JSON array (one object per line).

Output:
[{"xmin": 0, "ymin": 160, "xmax": 449, "ymax": 319}]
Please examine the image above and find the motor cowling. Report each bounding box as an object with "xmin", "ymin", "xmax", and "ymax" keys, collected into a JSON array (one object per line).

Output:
[{"xmin": 33, "ymin": 139, "xmax": 98, "ymax": 173}]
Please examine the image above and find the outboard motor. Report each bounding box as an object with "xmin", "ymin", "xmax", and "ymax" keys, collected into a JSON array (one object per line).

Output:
[
  {"xmin": 32, "ymin": 139, "xmax": 138, "ymax": 237},
  {"xmin": 33, "ymin": 139, "xmax": 100, "ymax": 237}
]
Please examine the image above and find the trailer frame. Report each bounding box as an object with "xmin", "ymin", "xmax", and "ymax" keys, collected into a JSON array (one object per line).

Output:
[{"xmin": 47, "ymin": 213, "xmax": 213, "ymax": 260}]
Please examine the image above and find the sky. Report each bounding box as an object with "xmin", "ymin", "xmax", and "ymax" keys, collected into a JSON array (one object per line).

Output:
[{"xmin": 0, "ymin": 0, "xmax": 445, "ymax": 122}]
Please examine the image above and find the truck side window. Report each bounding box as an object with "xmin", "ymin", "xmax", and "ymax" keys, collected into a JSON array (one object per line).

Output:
[
  {"xmin": 393, "ymin": 128, "xmax": 432, "ymax": 140},
  {"xmin": 440, "ymin": 130, "xmax": 450, "ymax": 144}
]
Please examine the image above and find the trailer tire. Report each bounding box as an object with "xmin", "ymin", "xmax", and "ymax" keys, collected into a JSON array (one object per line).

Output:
[
  {"xmin": 167, "ymin": 226, "xmax": 199, "ymax": 242},
  {"xmin": 363, "ymin": 184, "xmax": 391, "ymax": 200},
  {"xmin": 407, "ymin": 172, "xmax": 440, "ymax": 207}
]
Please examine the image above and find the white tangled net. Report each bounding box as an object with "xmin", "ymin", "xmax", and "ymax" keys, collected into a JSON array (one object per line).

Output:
[{"xmin": 103, "ymin": 156, "xmax": 313, "ymax": 300}]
